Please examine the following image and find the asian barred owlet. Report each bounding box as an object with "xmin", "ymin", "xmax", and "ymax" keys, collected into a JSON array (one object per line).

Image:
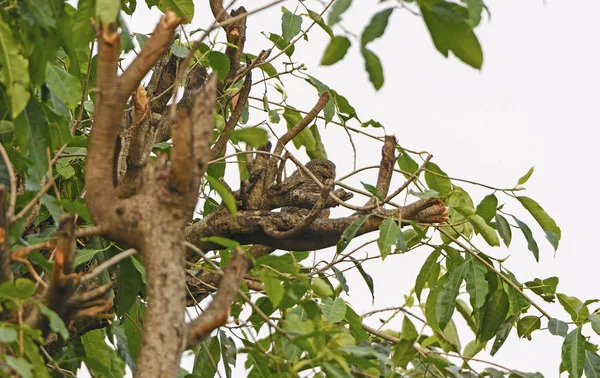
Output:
[{"xmin": 280, "ymin": 158, "xmax": 336, "ymax": 218}]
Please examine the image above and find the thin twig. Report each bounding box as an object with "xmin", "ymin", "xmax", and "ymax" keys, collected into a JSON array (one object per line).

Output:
[
  {"xmin": 0, "ymin": 143, "xmax": 17, "ymax": 218},
  {"xmin": 80, "ymin": 248, "xmax": 137, "ymax": 283},
  {"xmin": 12, "ymin": 181, "xmax": 54, "ymax": 223}
]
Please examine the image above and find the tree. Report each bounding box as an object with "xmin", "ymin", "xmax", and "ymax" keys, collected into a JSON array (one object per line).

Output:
[{"xmin": 0, "ymin": 0, "xmax": 594, "ymax": 377}]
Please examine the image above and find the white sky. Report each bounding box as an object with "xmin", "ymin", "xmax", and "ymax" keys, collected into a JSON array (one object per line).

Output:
[{"xmin": 84, "ymin": 0, "xmax": 600, "ymax": 376}]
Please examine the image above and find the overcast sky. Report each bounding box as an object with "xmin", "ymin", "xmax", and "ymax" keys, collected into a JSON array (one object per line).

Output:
[{"xmin": 105, "ymin": 0, "xmax": 600, "ymax": 376}]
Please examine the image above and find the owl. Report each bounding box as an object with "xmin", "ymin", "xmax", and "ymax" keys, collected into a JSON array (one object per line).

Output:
[{"xmin": 280, "ymin": 158, "xmax": 336, "ymax": 218}]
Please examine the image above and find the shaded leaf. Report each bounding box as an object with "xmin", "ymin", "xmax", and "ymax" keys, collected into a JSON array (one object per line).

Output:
[
  {"xmin": 476, "ymin": 194, "xmax": 498, "ymax": 223},
  {"xmin": 465, "ymin": 259, "xmax": 488, "ymax": 310},
  {"xmin": 415, "ymin": 248, "xmax": 440, "ymax": 301},
  {"xmin": 377, "ymin": 218, "xmax": 400, "ymax": 260},
  {"xmin": 480, "ymin": 287, "xmax": 509, "ymax": 342},
  {"xmin": 562, "ymin": 327, "xmax": 585, "ymax": 378},
  {"xmin": 0, "ymin": 15, "xmax": 31, "ymax": 117},
  {"xmin": 512, "ymin": 216, "xmax": 539, "ymax": 261},
  {"xmin": 495, "ymin": 214, "xmax": 512, "ymax": 247},
  {"xmin": 205, "ymin": 175, "xmax": 237, "ymax": 218},
  {"xmin": 548, "ymin": 318, "xmax": 569, "ymax": 337},
  {"xmin": 349, "ymin": 256, "xmax": 374, "ymax": 303},
  {"xmin": 260, "ymin": 269, "xmax": 284, "ymax": 307},
  {"xmin": 436, "ymin": 261, "xmax": 469, "ymax": 330},
  {"xmin": 336, "ymin": 215, "xmax": 370, "ymax": 254}
]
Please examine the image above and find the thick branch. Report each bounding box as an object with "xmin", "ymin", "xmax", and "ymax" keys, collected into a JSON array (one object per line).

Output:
[
  {"xmin": 267, "ymin": 179, "xmax": 333, "ymax": 239},
  {"xmin": 185, "ymin": 198, "xmax": 447, "ymax": 252},
  {"xmin": 365, "ymin": 135, "xmax": 396, "ymax": 206},
  {"xmin": 0, "ymin": 186, "xmax": 11, "ymax": 283},
  {"xmin": 185, "ymin": 247, "xmax": 246, "ymax": 349},
  {"xmin": 210, "ymin": 71, "xmax": 252, "ymax": 159},
  {"xmin": 120, "ymin": 12, "xmax": 182, "ymax": 98}
]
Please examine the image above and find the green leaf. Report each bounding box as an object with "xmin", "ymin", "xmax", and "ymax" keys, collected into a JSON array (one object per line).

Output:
[
  {"xmin": 377, "ymin": 219, "xmax": 400, "ymax": 260},
  {"xmin": 436, "ymin": 261, "xmax": 469, "ymax": 330},
  {"xmin": 0, "ymin": 278, "xmax": 36, "ymax": 299},
  {"xmin": 480, "ymin": 287, "xmax": 509, "ymax": 342},
  {"xmin": 5, "ymin": 356, "xmax": 32, "ymax": 378},
  {"xmin": 512, "ymin": 216, "xmax": 539, "ymax": 261},
  {"xmin": 516, "ymin": 316, "xmax": 541, "ymax": 340},
  {"xmin": 490, "ymin": 315, "xmax": 516, "ymax": 356},
  {"xmin": 392, "ymin": 337, "xmax": 418, "ymax": 368},
  {"xmin": 420, "ymin": 2, "xmax": 483, "ymax": 69},
  {"xmin": 230, "ymin": 127, "xmax": 268, "ymax": 148},
  {"xmin": 193, "ymin": 336, "xmax": 221, "ymax": 378},
  {"xmin": 465, "ymin": 259, "xmax": 488, "ymax": 310},
  {"xmin": 548, "ymin": 318, "xmax": 569, "ymax": 337},
  {"xmin": 336, "ymin": 215, "xmax": 370, "ymax": 254},
  {"xmin": 321, "ymin": 297, "xmax": 347, "ymax": 323},
  {"xmin": 476, "ymin": 194, "xmax": 498, "ymax": 223},
  {"xmin": 468, "ymin": 214, "xmax": 500, "ymax": 246},
  {"xmin": 0, "ymin": 327, "xmax": 17, "ymax": 342},
  {"xmin": 36, "ymin": 303, "xmax": 69, "ymax": 340},
  {"xmin": 321, "ymin": 36, "xmax": 351, "ymax": 66},
  {"xmin": 517, "ymin": 166, "xmax": 535, "ymax": 185},
  {"xmin": 361, "ymin": 8, "xmax": 393, "ymax": 46},
  {"xmin": 307, "ymin": 124, "xmax": 328, "ymax": 160},
  {"xmin": 205, "ymin": 175, "xmax": 237, "ymax": 218},
  {"xmin": 260, "ymin": 270, "xmax": 284, "ymax": 308},
  {"xmin": 159, "ymin": 0, "xmax": 194, "ymax": 22},
  {"xmin": 562, "ymin": 327, "xmax": 585, "ymax": 378},
  {"xmin": 585, "ymin": 352, "xmax": 600, "ymax": 378},
  {"xmin": 415, "ymin": 248, "xmax": 441, "ymax": 301},
  {"xmin": 170, "ymin": 44, "xmax": 189, "ymax": 58},
  {"xmin": 74, "ymin": 248, "xmax": 104, "ymax": 267},
  {"xmin": 281, "ymin": 9, "xmax": 302, "ymax": 43},
  {"xmin": 268, "ymin": 109, "xmax": 280, "ymax": 123},
  {"xmin": 0, "ymin": 15, "xmax": 31, "ymax": 117},
  {"xmin": 283, "ymin": 107, "xmax": 316, "ymax": 151},
  {"xmin": 305, "ymin": 75, "xmax": 335, "ymax": 124},
  {"xmin": 97, "ymin": 0, "xmax": 120, "ymax": 22},
  {"xmin": 117, "ymin": 257, "xmax": 142, "ymax": 317},
  {"xmin": 81, "ymin": 329, "xmax": 127, "ymax": 377},
  {"xmin": 201, "ymin": 236, "xmax": 239, "ymax": 249},
  {"xmin": 495, "ymin": 214, "xmax": 512, "ymax": 247},
  {"xmin": 590, "ymin": 313, "xmax": 600, "ymax": 336},
  {"xmin": 311, "ymin": 277, "xmax": 334, "ymax": 298},
  {"xmin": 517, "ymin": 196, "xmax": 561, "ymax": 248},
  {"xmin": 465, "ymin": 0, "xmax": 483, "ymax": 26},
  {"xmin": 409, "ymin": 189, "xmax": 440, "ymax": 199},
  {"xmin": 46, "ymin": 64, "xmax": 83, "ymax": 109},
  {"xmin": 361, "ymin": 47, "xmax": 384, "ymax": 90},
  {"xmin": 307, "ymin": 9, "xmax": 333, "ymax": 37},
  {"xmin": 349, "ymin": 256, "xmax": 374, "ymax": 303},
  {"xmin": 361, "ymin": 182, "xmax": 382, "ymax": 200},
  {"xmin": 208, "ymin": 51, "xmax": 230, "ymax": 82},
  {"xmin": 397, "ymin": 149, "xmax": 419, "ymax": 179},
  {"xmin": 425, "ymin": 162, "xmax": 452, "ymax": 195},
  {"xmin": 557, "ymin": 293, "xmax": 587, "ymax": 324},
  {"xmin": 328, "ymin": 0, "xmax": 352, "ymax": 26},
  {"xmin": 0, "ymin": 120, "xmax": 14, "ymax": 134}
]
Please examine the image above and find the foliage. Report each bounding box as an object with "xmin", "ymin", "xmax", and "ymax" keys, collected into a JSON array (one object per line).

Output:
[{"xmin": 0, "ymin": 1, "xmax": 596, "ymax": 378}]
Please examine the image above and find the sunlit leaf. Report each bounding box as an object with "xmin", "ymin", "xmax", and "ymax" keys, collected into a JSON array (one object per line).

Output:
[
  {"xmin": 321, "ymin": 36, "xmax": 351, "ymax": 66},
  {"xmin": 517, "ymin": 196, "xmax": 561, "ymax": 248},
  {"xmin": 328, "ymin": 0, "xmax": 352, "ymax": 26},
  {"xmin": 361, "ymin": 8, "xmax": 393, "ymax": 46},
  {"xmin": 517, "ymin": 316, "xmax": 541, "ymax": 340},
  {"xmin": 322, "ymin": 297, "xmax": 347, "ymax": 323},
  {"xmin": 0, "ymin": 15, "xmax": 31, "ymax": 117},
  {"xmin": 281, "ymin": 8, "xmax": 302, "ymax": 43},
  {"xmin": 361, "ymin": 47, "xmax": 384, "ymax": 90},
  {"xmin": 260, "ymin": 269, "xmax": 284, "ymax": 307},
  {"xmin": 517, "ymin": 166, "xmax": 535, "ymax": 185}
]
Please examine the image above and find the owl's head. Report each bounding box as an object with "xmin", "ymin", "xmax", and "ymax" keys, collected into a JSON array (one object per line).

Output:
[{"xmin": 306, "ymin": 158, "xmax": 336, "ymax": 181}]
